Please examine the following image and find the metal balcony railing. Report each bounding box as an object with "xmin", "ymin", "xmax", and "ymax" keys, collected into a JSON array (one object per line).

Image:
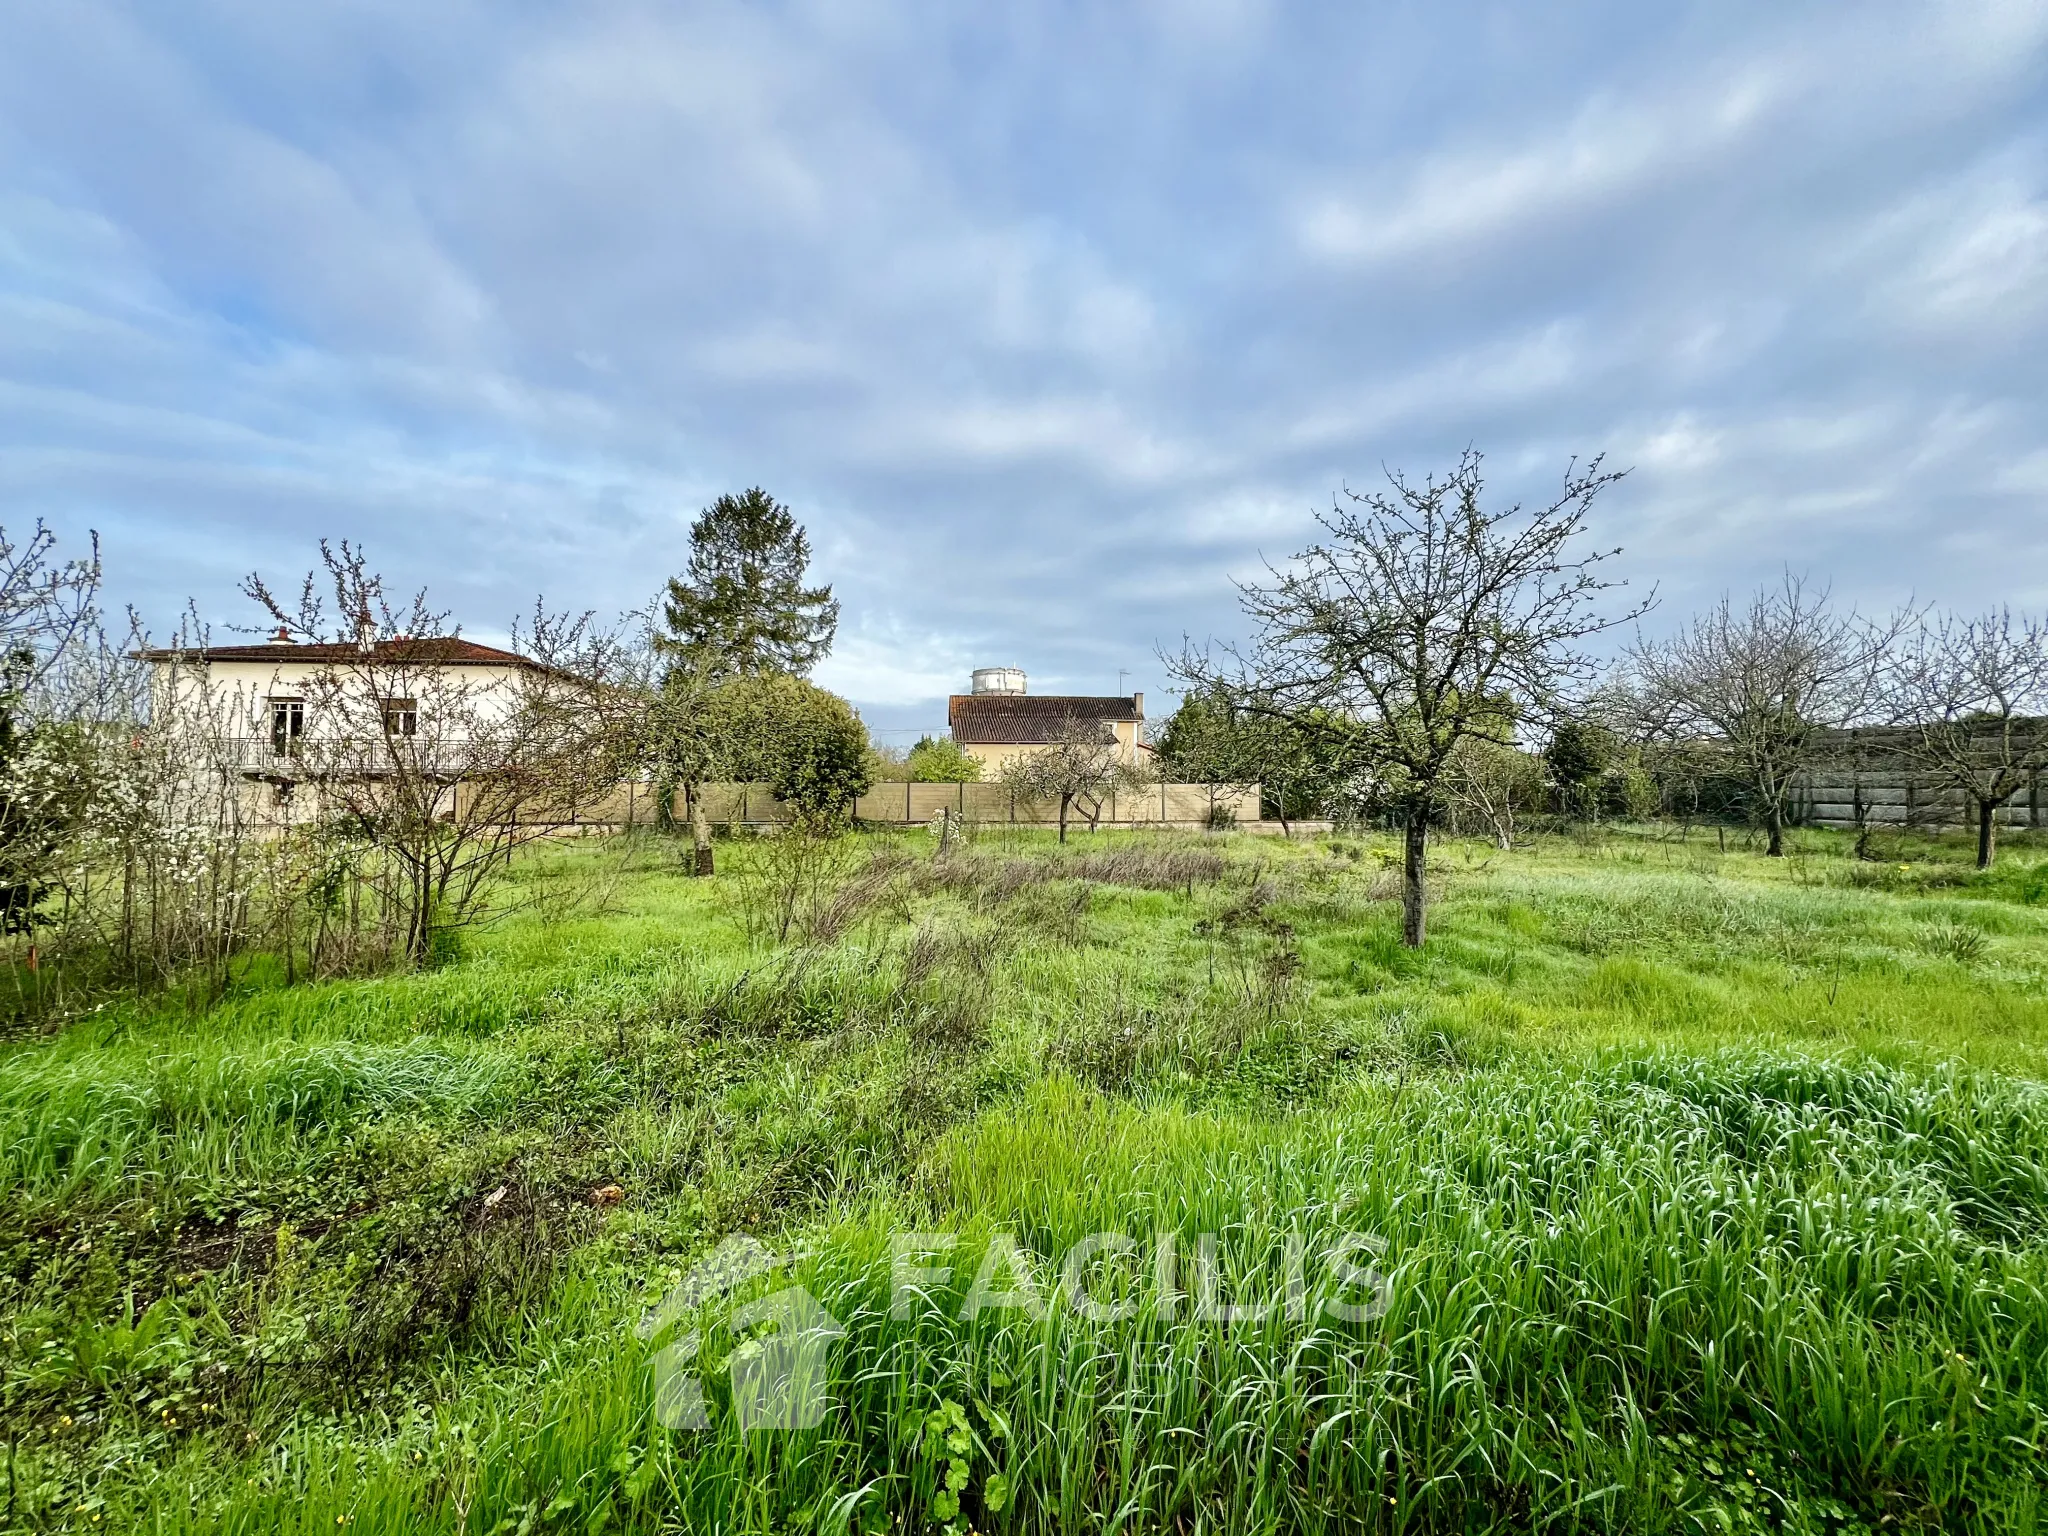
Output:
[{"xmin": 212, "ymin": 736, "xmax": 474, "ymax": 778}]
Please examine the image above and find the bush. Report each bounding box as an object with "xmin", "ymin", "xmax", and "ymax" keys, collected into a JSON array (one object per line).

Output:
[
  {"xmin": 1543, "ymin": 718, "xmax": 1617, "ymax": 818},
  {"xmin": 710, "ymin": 673, "xmax": 873, "ymax": 816},
  {"xmin": 1598, "ymin": 765, "xmax": 1658, "ymax": 820},
  {"xmin": 905, "ymin": 735, "xmax": 983, "ymax": 783}
]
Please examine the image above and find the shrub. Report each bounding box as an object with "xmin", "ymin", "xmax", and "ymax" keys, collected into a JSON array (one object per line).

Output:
[
  {"xmin": 1598, "ymin": 765, "xmax": 1659, "ymax": 820},
  {"xmin": 709, "ymin": 673, "xmax": 872, "ymax": 816},
  {"xmin": 905, "ymin": 735, "xmax": 982, "ymax": 783},
  {"xmin": 1543, "ymin": 718, "xmax": 1616, "ymax": 818}
]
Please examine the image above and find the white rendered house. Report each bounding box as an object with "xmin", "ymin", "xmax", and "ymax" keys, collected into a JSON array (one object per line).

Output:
[{"xmin": 137, "ymin": 630, "xmax": 547, "ymax": 823}]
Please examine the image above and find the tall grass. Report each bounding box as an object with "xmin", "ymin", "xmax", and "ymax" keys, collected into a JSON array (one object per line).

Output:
[
  {"xmin": 8, "ymin": 827, "xmax": 2048, "ymax": 1533},
  {"xmin": 121, "ymin": 1056, "xmax": 2048, "ymax": 1533},
  {"xmin": 0, "ymin": 1037, "xmax": 516, "ymax": 1203}
]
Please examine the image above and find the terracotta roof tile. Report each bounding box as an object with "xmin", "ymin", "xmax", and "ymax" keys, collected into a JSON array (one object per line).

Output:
[
  {"xmin": 135, "ymin": 637, "xmax": 537, "ymax": 668},
  {"xmin": 949, "ymin": 694, "xmax": 1140, "ymax": 745}
]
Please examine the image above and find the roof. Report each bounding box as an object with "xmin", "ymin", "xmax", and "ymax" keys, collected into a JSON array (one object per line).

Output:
[
  {"xmin": 949, "ymin": 693, "xmax": 1140, "ymax": 745},
  {"xmin": 134, "ymin": 637, "xmax": 538, "ymax": 668}
]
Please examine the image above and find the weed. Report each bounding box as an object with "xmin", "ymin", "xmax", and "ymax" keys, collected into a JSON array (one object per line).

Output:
[{"xmin": 1922, "ymin": 921, "xmax": 1988, "ymax": 966}]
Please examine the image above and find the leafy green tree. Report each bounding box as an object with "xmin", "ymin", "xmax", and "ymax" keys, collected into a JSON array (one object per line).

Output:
[
  {"xmin": 906, "ymin": 735, "xmax": 982, "ymax": 783},
  {"xmin": 656, "ymin": 488, "xmax": 839, "ymax": 680},
  {"xmin": 709, "ymin": 673, "xmax": 872, "ymax": 820},
  {"xmin": 1155, "ymin": 686, "xmax": 1339, "ymax": 831},
  {"xmin": 1152, "ymin": 688, "xmax": 1256, "ymax": 797},
  {"xmin": 1598, "ymin": 763, "xmax": 1659, "ymax": 821}
]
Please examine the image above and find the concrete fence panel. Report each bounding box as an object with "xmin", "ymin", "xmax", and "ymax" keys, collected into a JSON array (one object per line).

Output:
[
  {"xmin": 429, "ymin": 779, "xmax": 1263, "ymax": 831},
  {"xmin": 1792, "ymin": 767, "xmax": 2045, "ymax": 831}
]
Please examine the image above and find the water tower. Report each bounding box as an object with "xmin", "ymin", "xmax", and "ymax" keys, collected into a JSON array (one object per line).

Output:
[{"xmin": 970, "ymin": 667, "xmax": 1027, "ymax": 696}]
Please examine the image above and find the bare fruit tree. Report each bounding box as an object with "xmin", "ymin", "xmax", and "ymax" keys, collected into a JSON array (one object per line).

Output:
[
  {"xmin": 1884, "ymin": 608, "xmax": 2048, "ymax": 869},
  {"xmin": 1629, "ymin": 574, "xmax": 1904, "ymax": 858},
  {"xmin": 997, "ymin": 714, "xmax": 1151, "ymax": 844},
  {"xmin": 0, "ymin": 522, "xmax": 107, "ymax": 948},
  {"xmin": 0, "ymin": 521, "xmax": 102, "ymax": 696},
  {"xmin": 0, "ymin": 546, "xmax": 281, "ymax": 1001},
  {"xmin": 1176, "ymin": 450, "xmax": 1642, "ymax": 946},
  {"xmin": 244, "ymin": 543, "xmax": 640, "ymax": 964},
  {"xmin": 1442, "ymin": 736, "xmax": 1546, "ymax": 851}
]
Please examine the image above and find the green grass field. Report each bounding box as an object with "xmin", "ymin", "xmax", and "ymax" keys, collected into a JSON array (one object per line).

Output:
[{"xmin": 6, "ymin": 823, "xmax": 2048, "ymax": 1534}]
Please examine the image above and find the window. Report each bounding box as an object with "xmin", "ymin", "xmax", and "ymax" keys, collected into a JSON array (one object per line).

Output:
[
  {"xmin": 383, "ymin": 698, "xmax": 418, "ymax": 737},
  {"xmin": 268, "ymin": 698, "xmax": 304, "ymax": 756}
]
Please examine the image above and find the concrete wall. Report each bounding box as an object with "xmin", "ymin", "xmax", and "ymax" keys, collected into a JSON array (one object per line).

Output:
[
  {"xmin": 675, "ymin": 780, "xmax": 1255, "ymax": 828},
  {"xmin": 201, "ymin": 773, "xmax": 1260, "ymax": 836},
  {"xmin": 525, "ymin": 780, "xmax": 1258, "ymax": 829},
  {"xmin": 1791, "ymin": 768, "xmax": 2047, "ymax": 831},
  {"xmin": 847, "ymin": 779, "xmax": 1255, "ymax": 827}
]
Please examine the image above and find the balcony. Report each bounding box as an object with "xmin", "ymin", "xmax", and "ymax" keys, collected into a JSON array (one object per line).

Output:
[{"xmin": 213, "ymin": 736, "xmax": 474, "ymax": 780}]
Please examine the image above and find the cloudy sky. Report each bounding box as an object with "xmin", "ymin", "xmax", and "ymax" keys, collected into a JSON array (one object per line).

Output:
[{"xmin": 3, "ymin": 2, "xmax": 2045, "ymax": 737}]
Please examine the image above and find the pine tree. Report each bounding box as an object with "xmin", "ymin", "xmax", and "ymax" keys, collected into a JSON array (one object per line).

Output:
[{"xmin": 656, "ymin": 489, "xmax": 839, "ymax": 679}]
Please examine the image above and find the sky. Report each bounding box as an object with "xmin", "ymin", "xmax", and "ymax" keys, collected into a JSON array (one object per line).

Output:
[{"xmin": 2, "ymin": 1, "xmax": 2045, "ymax": 740}]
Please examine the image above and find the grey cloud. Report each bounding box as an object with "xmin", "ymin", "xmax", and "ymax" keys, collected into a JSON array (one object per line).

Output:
[{"xmin": 0, "ymin": 0, "xmax": 2044, "ymax": 735}]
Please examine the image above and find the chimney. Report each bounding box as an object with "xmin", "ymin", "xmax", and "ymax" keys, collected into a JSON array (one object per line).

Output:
[
  {"xmin": 272, "ymin": 625, "xmax": 295, "ymax": 644},
  {"xmin": 1131, "ymin": 691, "xmax": 1143, "ymax": 720}
]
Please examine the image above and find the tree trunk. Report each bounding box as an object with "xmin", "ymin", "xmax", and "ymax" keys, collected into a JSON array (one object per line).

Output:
[
  {"xmin": 1977, "ymin": 798, "xmax": 1997, "ymax": 870},
  {"xmin": 1401, "ymin": 813, "xmax": 1428, "ymax": 948},
  {"xmin": 1058, "ymin": 794, "xmax": 1070, "ymax": 844},
  {"xmin": 1765, "ymin": 802, "xmax": 1784, "ymax": 857},
  {"xmin": 408, "ymin": 860, "xmax": 432, "ymax": 966},
  {"xmin": 690, "ymin": 789, "xmax": 715, "ymax": 876}
]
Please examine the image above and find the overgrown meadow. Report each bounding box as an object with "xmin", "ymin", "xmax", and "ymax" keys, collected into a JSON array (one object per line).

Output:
[{"xmin": 6, "ymin": 823, "xmax": 2048, "ymax": 1534}]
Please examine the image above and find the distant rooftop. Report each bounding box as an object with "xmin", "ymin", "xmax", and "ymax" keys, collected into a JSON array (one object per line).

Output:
[{"xmin": 949, "ymin": 692, "xmax": 1141, "ymax": 745}]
